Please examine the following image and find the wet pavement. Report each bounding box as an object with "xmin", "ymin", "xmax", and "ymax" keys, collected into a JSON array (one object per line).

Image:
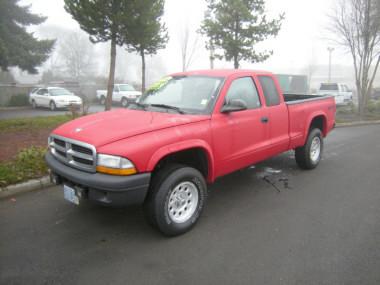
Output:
[{"xmin": 1, "ymin": 125, "xmax": 380, "ymax": 284}]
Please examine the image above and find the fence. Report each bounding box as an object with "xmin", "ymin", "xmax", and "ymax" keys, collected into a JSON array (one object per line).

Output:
[{"xmin": 0, "ymin": 83, "xmax": 105, "ymax": 106}]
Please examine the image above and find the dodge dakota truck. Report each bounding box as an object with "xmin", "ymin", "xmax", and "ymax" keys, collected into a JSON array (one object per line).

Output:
[{"xmin": 46, "ymin": 70, "xmax": 336, "ymax": 236}]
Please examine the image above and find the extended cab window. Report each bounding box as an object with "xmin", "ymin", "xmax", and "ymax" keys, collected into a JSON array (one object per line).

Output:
[
  {"xmin": 225, "ymin": 77, "xmax": 261, "ymax": 109},
  {"xmin": 259, "ymin": 76, "xmax": 280, "ymax": 106}
]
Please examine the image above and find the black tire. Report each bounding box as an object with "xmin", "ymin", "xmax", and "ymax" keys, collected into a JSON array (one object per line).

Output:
[
  {"xmin": 100, "ymin": 96, "xmax": 106, "ymax": 105},
  {"xmin": 31, "ymin": 100, "xmax": 37, "ymax": 109},
  {"xmin": 295, "ymin": 128, "xmax": 323, "ymax": 170},
  {"xmin": 144, "ymin": 164, "xmax": 207, "ymax": 236},
  {"xmin": 50, "ymin": 101, "xmax": 56, "ymax": 111},
  {"xmin": 121, "ymin": 97, "xmax": 129, "ymax": 107}
]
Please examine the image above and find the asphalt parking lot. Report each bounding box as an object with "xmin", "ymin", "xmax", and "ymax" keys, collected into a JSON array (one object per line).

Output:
[{"xmin": 1, "ymin": 124, "xmax": 380, "ymax": 284}]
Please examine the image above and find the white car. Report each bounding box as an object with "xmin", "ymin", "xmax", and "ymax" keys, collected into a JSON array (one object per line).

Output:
[
  {"xmin": 317, "ymin": 83, "xmax": 353, "ymax": 105},
  {"xmin": 29, "ymin": 87, "xmax": 82, "ymax": 111},
  {"xmin": 96, "ymin": 84, "xmax": 142, "ymax": 107}
]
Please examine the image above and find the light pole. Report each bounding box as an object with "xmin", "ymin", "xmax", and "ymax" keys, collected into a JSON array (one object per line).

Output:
[{"xmin": 327, "ymin": 47, "xmax": 334, "ymax": 83}]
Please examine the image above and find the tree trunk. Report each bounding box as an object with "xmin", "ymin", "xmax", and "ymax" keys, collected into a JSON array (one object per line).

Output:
[
  {"xmin": 233, "ymin": 55, "xmax": 239, "ymax": 69},
  {"xmin": 141, "ymin": 50, "xmax": 146, "ymax": 94},
  {"xmin": 105, "ymin": 36, "xmax": 116, "ymax": 111}
]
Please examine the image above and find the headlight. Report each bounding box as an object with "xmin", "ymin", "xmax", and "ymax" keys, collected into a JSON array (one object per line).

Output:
[{"xmin": 96, "ymin": 154, "xmax": 137, "ymax": 175}]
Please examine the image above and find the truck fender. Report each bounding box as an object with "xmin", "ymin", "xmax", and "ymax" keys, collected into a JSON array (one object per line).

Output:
[
  {"xmin": 305, "ymin": 112, "xmax": 327, "ymax": 138},
  {"xmin": 147, "ymin": 139, "xmax": 215, "ymax": 182}
]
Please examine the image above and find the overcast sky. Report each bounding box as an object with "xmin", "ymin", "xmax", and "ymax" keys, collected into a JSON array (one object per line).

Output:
[{"xmin": 21, "ymin": 0, "xmax": 356, "ymax": 83}]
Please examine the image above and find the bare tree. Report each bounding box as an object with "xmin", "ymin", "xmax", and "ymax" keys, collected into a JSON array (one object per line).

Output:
[
  {"xmin": 179, "ymin": 24, "xmax": 201, "ymax": 72},
  {"xmin": 58, "ymin": 32, "xmax": 95, "ymax": 80},
  {"xmin": 329, "ymin": 0, "xmax": 380, "ymax": 116}
]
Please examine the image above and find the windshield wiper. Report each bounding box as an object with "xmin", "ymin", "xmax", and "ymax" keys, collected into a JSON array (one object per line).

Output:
[{"xmin": 149, "ymin": 104, "xmax": 185, "ymax": 114}]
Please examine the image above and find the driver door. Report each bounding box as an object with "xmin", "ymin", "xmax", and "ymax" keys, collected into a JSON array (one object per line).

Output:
[{"xmin": 211, "ymin": 76, "xmax": 271, "ymax": 177}]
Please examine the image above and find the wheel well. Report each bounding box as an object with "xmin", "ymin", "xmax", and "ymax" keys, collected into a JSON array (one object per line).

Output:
[
  {"xmin": 309, "ymin": 115, "xmax": 326, "ymax": 135},
  {"xmin": 153, "ymin": 148, "xmax": 209, "ymax": 179}
]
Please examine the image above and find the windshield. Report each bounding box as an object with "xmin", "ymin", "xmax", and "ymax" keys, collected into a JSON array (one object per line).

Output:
[
  {"xmin": 137, "ymin": 76, "xmax": 223, "ymax": 114},
  {"xmin": 320, "ymin": 83, "xmax": 338, "ymax": 91},
  {"xmin": 119, "ymin": 84, "xmax": 135, "ymax": 91},
  {"xmin": 49, "ymin": 88, "xmax": 72, "ymax": 96}
]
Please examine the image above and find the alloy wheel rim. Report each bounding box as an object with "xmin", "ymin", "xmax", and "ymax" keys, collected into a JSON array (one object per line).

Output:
[
  {"xmin": 168, "ymin": 181, "xmax": 199, "ymax": 223},
  {"xmin": 310, "ymin": 136, "xmax": 321, "ymax": 162}
]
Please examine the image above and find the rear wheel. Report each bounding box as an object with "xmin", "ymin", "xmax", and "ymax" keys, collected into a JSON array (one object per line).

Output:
[
  {"xmin": 144, "ymin": 164, "xmax": 207, "ymax": 236},
  {"xmin": 121, "ymin": 97, "xmax": 129, "ymax": 107},
  {"xmin": 295, "ymin": 128, "xmax": 323, "ymax": 169},
  {"xmin": 49, "ymin": 101, "xmax": 56, "ymax": 111}
]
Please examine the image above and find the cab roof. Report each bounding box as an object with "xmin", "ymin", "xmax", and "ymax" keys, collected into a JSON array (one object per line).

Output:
[{"xmin": 170, "ymin": 69, "xmax": 273, "ymax": 78}]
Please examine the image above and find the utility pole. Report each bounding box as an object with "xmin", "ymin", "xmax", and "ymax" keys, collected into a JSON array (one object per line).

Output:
[{"xmin": 327, "ymin": 47, "xmax": 334, "ymax": 83}]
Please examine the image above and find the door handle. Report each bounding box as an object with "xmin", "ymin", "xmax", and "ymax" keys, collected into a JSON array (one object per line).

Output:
[{"xmin": 261, "ymin": 117, "xmax": 269, "ymax": 123}]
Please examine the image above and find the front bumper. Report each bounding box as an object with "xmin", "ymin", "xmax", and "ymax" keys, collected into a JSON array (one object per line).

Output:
[{"xmin": 45, "ymin": 152, "xmax": 151, "ymax": 207}]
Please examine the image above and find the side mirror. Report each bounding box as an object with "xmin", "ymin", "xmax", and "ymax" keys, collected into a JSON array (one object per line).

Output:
[{"xmin": 221, "ymin": 99, "xmax": 248, "ymax": 113}]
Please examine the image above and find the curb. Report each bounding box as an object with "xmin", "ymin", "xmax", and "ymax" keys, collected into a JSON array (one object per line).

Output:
[
  {"xmin": 336, "ymin": 120, "xmax": 380, "ymax": 128},
  {"xmin": 0, "ymin": 176, "xmax": 52, "ymax": 200}
]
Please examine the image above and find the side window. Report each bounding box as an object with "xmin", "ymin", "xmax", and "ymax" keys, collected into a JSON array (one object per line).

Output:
[
  {"xmin": 113, "ymin": 86, "xmax": 119, "ymax": 92},
  {"xmin": 225, "ymin": 77, "xmax": 261, "ymax": 109},
  {"xmin": 37, "ymin": 89, "xmax": 47, "ymax": 95},
  {"xmin": 258, "ymin": 76, "xmax": 280, "ymax": 106}
]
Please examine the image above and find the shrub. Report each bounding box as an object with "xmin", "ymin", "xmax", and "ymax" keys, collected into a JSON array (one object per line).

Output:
[
  {"xmin": 0, "ymin": 146, "xmax": 48, "ymax": 187},
  {"xmin": 7, "ymin": 93, "xmax": 29, "ymax": 106},
  {"xmin": 367, "ymin": 100, "xmax": 380, "ymax": 113}
]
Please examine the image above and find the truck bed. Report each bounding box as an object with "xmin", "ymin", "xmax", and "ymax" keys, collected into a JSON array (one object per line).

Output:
[
  {"xmin": 285, "ymin": 93, "xmax": 336, "ymax": 150},
  {"xmin": 284, "ymin": 93, "xmax": 330, "ymax": 104}
]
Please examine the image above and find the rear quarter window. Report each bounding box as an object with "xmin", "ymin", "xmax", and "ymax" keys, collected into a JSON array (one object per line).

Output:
[{"xmin": 258, "ymin": 76, "xmax": 280, "ymax": 106}]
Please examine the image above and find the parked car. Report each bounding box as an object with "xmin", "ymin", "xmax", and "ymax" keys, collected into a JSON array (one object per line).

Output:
[
  {"xmin": 96, "ymin": 84, "xmax": 142, "ymax": 107},
  {"xmin": 46, "ymin": 70, "xmax": 336, "ymax": 236},
  {"xmin": 29, "ymin": 87, "xmax": 82, "ymax": 111},
  {"xmin": 317, "ymin": 83, "xmax": 353, "ymax": 105}
]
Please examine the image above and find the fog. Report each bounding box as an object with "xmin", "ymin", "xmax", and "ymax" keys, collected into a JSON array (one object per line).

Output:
[{"xmin": 13, "ymin": 0, "xmax": 378, "ymax": 89}]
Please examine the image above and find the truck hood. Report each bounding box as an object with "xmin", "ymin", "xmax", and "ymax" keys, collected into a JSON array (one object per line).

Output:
[{"xmin": 52, "ymin": 109, "xmax": 209, "ymax": 147}]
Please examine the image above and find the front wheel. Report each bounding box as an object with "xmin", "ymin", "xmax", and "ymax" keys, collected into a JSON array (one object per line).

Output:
[
  {"xmin": 121, "ymin": 97, "xmax": 129, "ymax": 107},
  {"xmin": 49, "ymin": 101, "xmax": 56, "ymax": 111},
  {"xmin": 31, "ymin": 100, "xmax": 37, "ymax": 109},
  {"xmin": 295, "ymin": 128, "xmax": 323, "ymax": 170},
  {"xmin": 144, "ymin": 164, "xmax": 207, "ymax": 236}
]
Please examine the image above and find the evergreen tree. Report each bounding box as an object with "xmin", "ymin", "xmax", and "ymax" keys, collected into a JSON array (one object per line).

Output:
[
  {"xmin": 0, "ymin": 0, "xmax": 55, "ymax": 74},
  {"xmin": 201, "ymin": 0, "xmax": 284, "ymax": 69},
  {"xmin": 126, "ymin": 0, "xmax": 168, "ymax": 93},
  {"xmin": 64, "ymin": 0, "xmax": 132, "ymax": 110}
]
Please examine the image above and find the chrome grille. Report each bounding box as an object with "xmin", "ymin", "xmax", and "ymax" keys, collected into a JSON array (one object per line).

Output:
[{"xmin": 49, "ymin": 135, "xmax": 96, "ymax": 172}]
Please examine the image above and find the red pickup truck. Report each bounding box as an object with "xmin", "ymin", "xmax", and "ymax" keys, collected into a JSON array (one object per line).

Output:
[{"xmin": 46, "ymin": 69, "xmax": 336, "ymax": 236}]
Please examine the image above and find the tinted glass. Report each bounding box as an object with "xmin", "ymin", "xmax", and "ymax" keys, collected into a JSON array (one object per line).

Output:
[
  {"xmin": 37, "ymin": 89, "xmax": 47, "ymax": 95},
  {"xmin": 225, "ymin": 77, "xmax": 261, "ymax": 109},
  {"xmin": 320, "ymin": 83, "xmax": 338, "ymax": 91},
  {"xmin": 259, "ymin": 76, "xmax": 280, "ymax": 106}
]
